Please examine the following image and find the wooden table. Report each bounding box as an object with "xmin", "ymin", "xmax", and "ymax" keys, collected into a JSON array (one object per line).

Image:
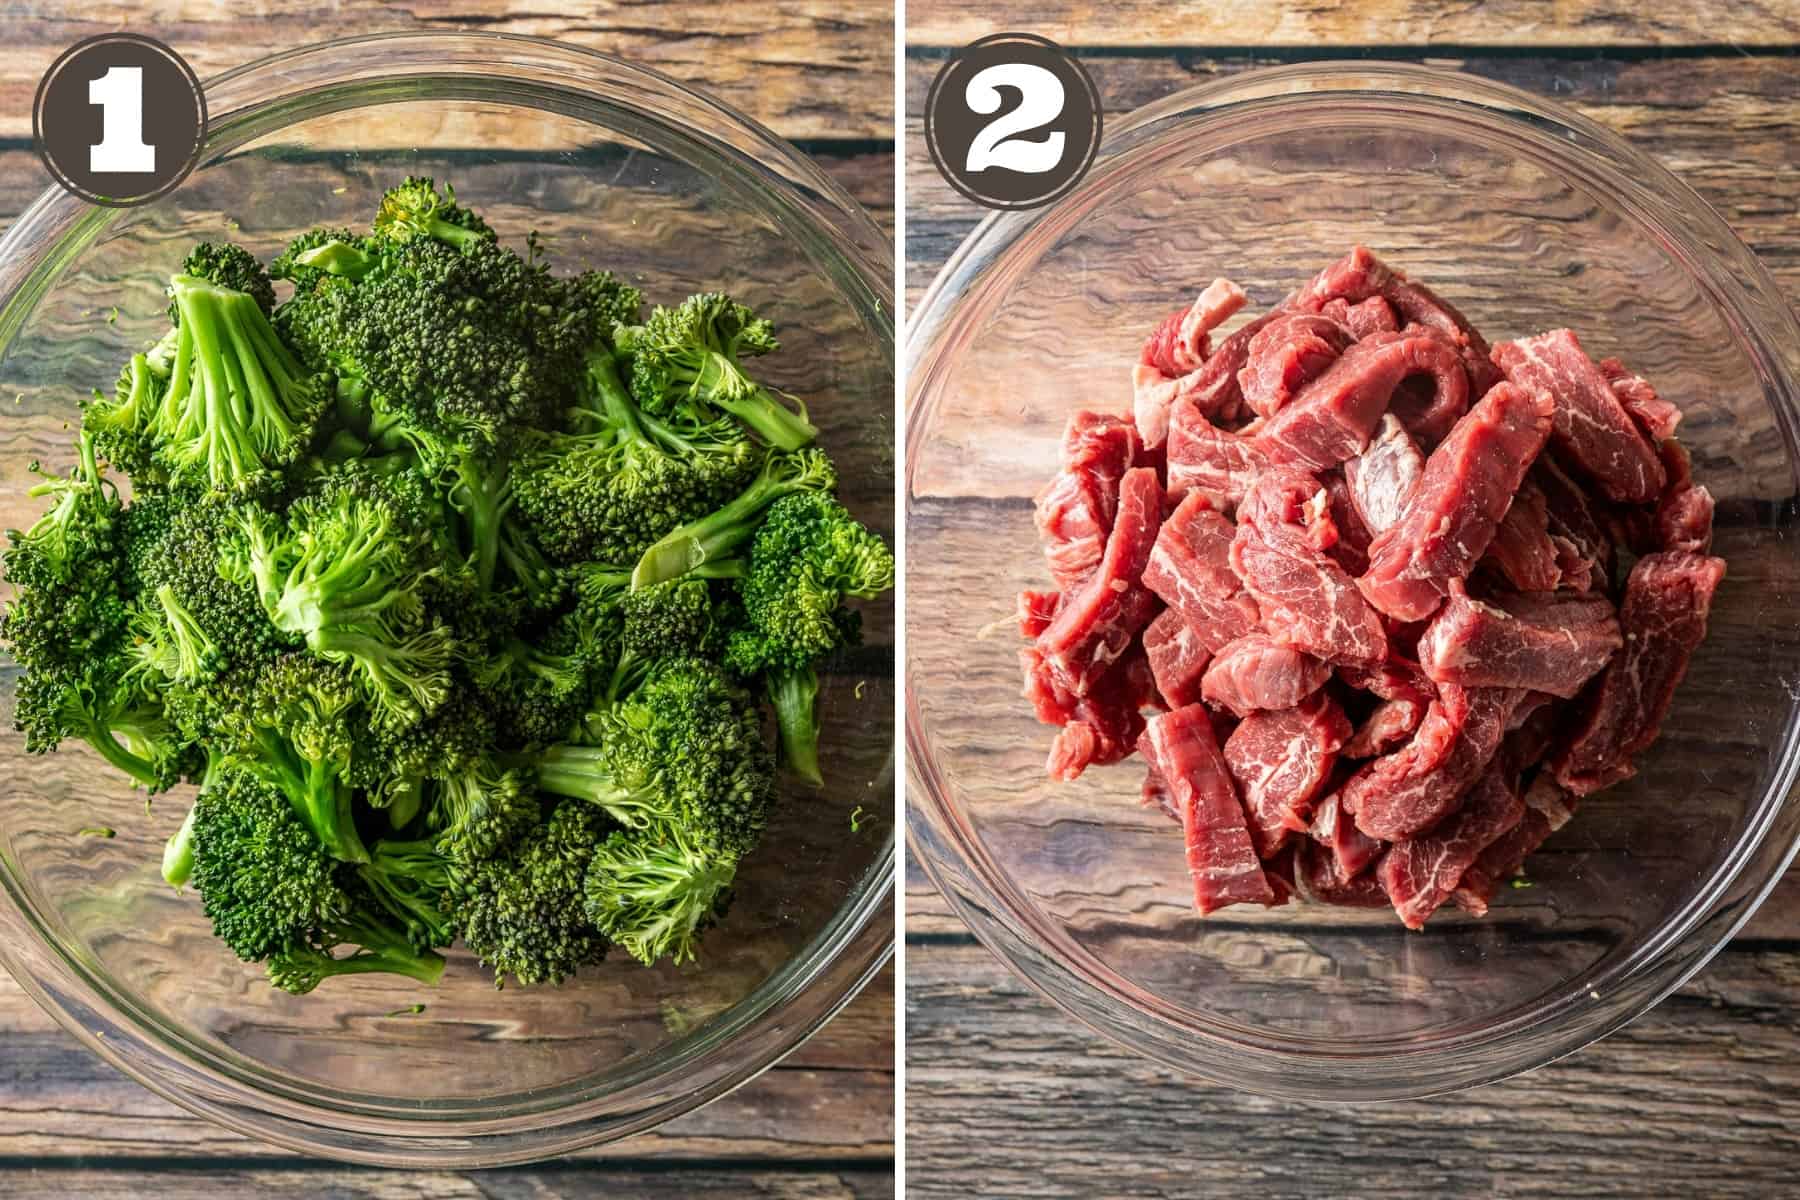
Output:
[
  {"xmin": 0, "ymin": 4, "xmax": 893, "ymax": 1196},
  {"xmin": 905, "ymin": 6, "xmax": 1800, "ymax": 1197}
]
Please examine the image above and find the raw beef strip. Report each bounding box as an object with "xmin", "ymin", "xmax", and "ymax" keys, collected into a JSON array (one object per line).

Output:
[
  {"xmin": 1237, "ymin": 313, "xmax": 1355, "ymax": 420},
  {"xmin": 1183, "ymin": 311, "xmax": 1284, "ymax": 423},
  {"xmin": 1307, "ymin": 790, "xmax": 1386, "ymax": 886},
  {"xmin": 1655, "ymin": 441, "xmax": 1715, "ymax": 555},
  {"xmin": 1143, "ymin": 607, "xmax": 1210, "ymax": 708},
  {"xmin": 1379, "ymin": 766, "xmax": 1525, "ymax": 929},
  {"xmin": 1320, "ymin": 294, "xmax": 1399, "ymax": 339},
  {"xmin": 1023, "ymin": 647, "xmax": 1148, "ymax": 781},
  {"xmin": 1417, "ymin": 583, "xmax": 1622, "ymax": 699},
  {"xmin": 1359, "ymin": 382, "xmax": 1556, "ymax": 622},
  {"xmin": 1484, "ymin": 480, "xmax": 1591, "ymax": 593},
  {"xmin": 1231, "ymin": 468, "xmax": 1388, "ymax": 665},
  {"xmin": 1297, "ymin": 840, "xmax": 1391, "ymax": 907},
  {"xmin": 1551, "ymin": 551, "xmax": 1726, "ymax": 794},
  {"xmin": 1166, "ymin": 399, "xmax": 1270, "ymax": 508},
  {"xmin": 1034, "ymin": 470, "xmax": 1112, "ymax": 588},
  {"xmin": 1344, "ymin": 696, "xmax": 1427, "ymax": 758},
  {"xmin": 1600, "ymin": 356, "xmax": 1683, "ymax": 443},
  {"xmin": 1343, "ymin": 684, "xmax": 1522, "ymax": 841},
  {"xmin": 1141, "ymin": 279, "xmax": 1248, "ymax": 376},
  {"xmin": 1142, "ymin": 763, "xmax": 1178, "ymax": 823},
  {"xmin": 1140, "ymin": 704, "xmax": 1275, "ymax": 913},
  {"xmin": 1453, "ymin": 775, "xmax": 1577, "ymax": 914},
  {"xmin": 1344, "ymin": 414, "xmax": 1424, "ymax": 534},
  {"xmin": 1532, "ymin": 456, "xmax": 1611, "ymax": 591},
  {"xmin": 1134, "ymin": 280, "xmax": 1250, "ymax": 448},
  {"xmin": 1287, "ymin": 246, "xmax": 1503, "ymax": 395},
  {"xmin": 1254, "ymin": 329, "xmax": 1469, "ymax": 472},
  {"xmin": 1039, "ymin": 468, "xmax": 1164, "ymax": 695},
  {"xmin": 1141, "ymin": 490, "xmax": 1262, "ymax": 651},
  {"xmin": 1062, "ymin": 410, "xmax": 1139, "ymax": 485},
  {"xmin": 1201, "ymin": 632, "xmax": 1333, "ymax": 717},
  {"xmin": 1017, "ymin": 589, "xmax": 1061, "ymax": 638},
  {"xmin": 1323, "ymin": 473, "xmax": 1372, "ymax": 577},
  {"xmin": 1224, "ymin": 693, "xmax": 1353, "ymax": 857},
  {"xmin": 1492, "ymin": 329, "xmax": 1665, "ymax": 504}
]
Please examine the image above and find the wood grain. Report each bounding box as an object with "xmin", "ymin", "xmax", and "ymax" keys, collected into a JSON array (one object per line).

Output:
[
  {"xmin": 908, "ymin": 0, "xmax": 1800, "ymax": 49},
  {"xmin": 0, "ymin": 1, "xmax": 893, "ymax": 142}
]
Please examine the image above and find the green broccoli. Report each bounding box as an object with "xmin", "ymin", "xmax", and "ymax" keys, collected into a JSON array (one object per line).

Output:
[
  {"xmin": 619, "ymin": 292, "xmax": 817, "ymax": 450},
  {"xmin": 724, "ymin": 492, "xmax": 893, "ymax": 784},
  {"xmin": 452, "ymin": 801, "xmax": 609, "ymax": 988},
  {"xmin": 582, "ymin": 824, "xmax": 736, "ymax": 968},
  {"xmin": 630, "ymin": 447, "xmax": 837, "ymax": 589}
]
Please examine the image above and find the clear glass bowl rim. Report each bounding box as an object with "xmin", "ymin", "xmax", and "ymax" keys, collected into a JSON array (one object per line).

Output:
[
  {"xmin": 0, "ymin": 30, "xmax": 895, "ymax": 1166},
  {"xmin": 905, "ymin": 60, "xmax": 1800, "ymax": 1100}
]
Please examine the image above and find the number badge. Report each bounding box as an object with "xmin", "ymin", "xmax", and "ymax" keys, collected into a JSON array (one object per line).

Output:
[
  {"xmin": 34, "ymin": 34, "xmax": 205, "ymax": 208},
  {"xmin": 924, "ymin": 33, "xmax": 1102, "ymax": 211}
]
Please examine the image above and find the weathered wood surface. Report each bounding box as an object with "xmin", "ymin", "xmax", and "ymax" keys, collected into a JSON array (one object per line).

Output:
[
  {"xmin": 905, "ymin": 13, "xmax": 1800, "ymax": 1199},
  {"xmin": 0, "ymin": 4, "xmax": 895, "ymax": 1194},
  {"xmin": 909, "ymin": 1, "xmax": 1800, "ymax": 49},
  {"xmin": 0, "ymin": 1, "xmax": 893, "ymax": 143},
  {"xmin": 906, "ymin": 53, "xmax": 1800, "ymax": 312}
]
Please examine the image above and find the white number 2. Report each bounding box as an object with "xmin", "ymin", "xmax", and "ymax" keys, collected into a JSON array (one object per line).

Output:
[
  {"xmin": 88, "ymin": 66, "xmax": 155, "ymax": 174},
  {"xmin": 963, "ymin": 63, "xmax": 1065, "ymax": 175}
]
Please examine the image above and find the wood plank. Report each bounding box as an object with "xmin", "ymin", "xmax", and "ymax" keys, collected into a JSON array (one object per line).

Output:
[
  {"xmin": 905, "ymin": 53, "xmax": 1800, "ymax": 312},
  {"xmin": 904, "ymin": 935, "xmax": 1800, "ymax": 1199},
  {"xmin": 0, "ymin": 1, "xmax": 893, "ymax": 142},
  {"xmin": 0, "ymin": 962, "xmax": 892, "ymax": 1162},
  {"xmin": 0, "ymin": 1164, "xmax": 893, "ymax": 1198},
  {"xmin": 908, "ymin": 0, "xmax": 1800, "ymax": 49}
]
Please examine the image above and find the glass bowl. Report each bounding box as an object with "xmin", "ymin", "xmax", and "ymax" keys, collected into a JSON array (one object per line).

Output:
[
  {"xmin": 905, "ymin": 62, "xmax": 1800, "ymax": 1100},
  {"xmin": 0, "ymin": 33, "xmax": 894, "ymax": 1165}
]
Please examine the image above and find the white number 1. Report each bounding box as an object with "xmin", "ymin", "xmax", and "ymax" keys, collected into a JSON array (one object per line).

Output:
[
  {"xmin": 963, "ymin": 63, "xmax": 1066, "ymax": 175},
  {"xmin": 88, "ymin": 66, "xmax": 155, "ymax": 174}
]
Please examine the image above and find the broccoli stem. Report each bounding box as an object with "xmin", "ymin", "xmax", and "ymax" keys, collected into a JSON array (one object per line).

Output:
[
  {"xmin": 81, "ymin": 723, "xmax": 162, "ymax": 789},
  {"xmin": 711, "ymin": 382, "xmax": 816, "ymax": 451},
  {"xmin": 250, "ymin": 727, "xmax": 370, "ymax": 864},
  {"xmin": 630, "ymin": 452, "xmax": 833, "ymax": 589},
  {"xmin": 161, "ymin": 802, "xmax": 197, "ymax": 887},
  {"xmin": 527, "ymin": 745, "xmax": 671, "ymax": 830},
  {"xmin": 767, "ymin": 664, "xmax": 824, "ymax": 787}
]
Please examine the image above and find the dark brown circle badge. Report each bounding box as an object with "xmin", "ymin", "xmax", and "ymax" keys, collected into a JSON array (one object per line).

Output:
[
  {"xmin": 924, "ymin": 33, "xmax": 1102, "ymax": 212},
  {"xmin": 33, "ymin": 34, "xmax": 205, "ymax": 208}
]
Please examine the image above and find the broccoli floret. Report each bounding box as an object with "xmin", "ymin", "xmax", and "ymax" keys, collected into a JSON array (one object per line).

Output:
[
  {"xmin": 264, "ymin": 917, "xmax": 447, "ymax": 995},
  {"xmin": 545, "ymin": 658, "xmax": 774, "ymax": 859},
  {"xmin": 154, "ymin": 273, "xmax": 330, "ymax": 489},
  {"xmin": 631, "ymin": 447, "xmax": 836, "ymax": 589},
  {"xmin": 176, "ymin": 242, "xmax": 276, "ymax": 316},
  {"xmin": 582, "ymin": 825, "xmax": 736, "ymax": 967},
  {"xmin": 233, "ymin": 473, "xmax": 454, "ymax": 727},
  {"xmin": 476, "ymin": 608, "xmax": 604, "ymax": 750},
  {"xmin": 220, "ymin": 653, "xmax": 369, "ymax": 864},
  {"xmin": 270, "ymin": 228, "xmax": 374, "ymax": 288},
  {"xmin": 189, "ymin": 766, "xmax": 352, "ymax": 961},
  {"xmin": 451, "ymin": 801, "xmax": 609, "ymax": 988},
  {"xmin": 372, "ymin": 177, "xmax": 495, "ymax": 253},
  {"xmin": 619, "ymin": 292, "xmax": 816, "ymax": 450},
  {"xmin": 357, "ymin": 837, "xmax": 456, "ymax": 951},
  {"xmin": 82, "ymin": 352, "xmax": 164, "ymax": 480},
  {"xmin": 425, "ymin": 755, "xmax": 538, "ymax": 865},
  {"xmin": 602, "ymin": 574, "xmax": 738, "ymax": 701},
  {"xmin": 722, "ymin": 492, "xmax": 892, "ymax": 783},
  {"xmin": 513, "ymin": 348, "xmax": 759, "ymax": 567}
]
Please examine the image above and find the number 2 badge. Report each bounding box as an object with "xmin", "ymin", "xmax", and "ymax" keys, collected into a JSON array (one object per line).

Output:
[{"xmin": 924, "ymin": 33, "xmax": 1102, "ymax": 211}]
